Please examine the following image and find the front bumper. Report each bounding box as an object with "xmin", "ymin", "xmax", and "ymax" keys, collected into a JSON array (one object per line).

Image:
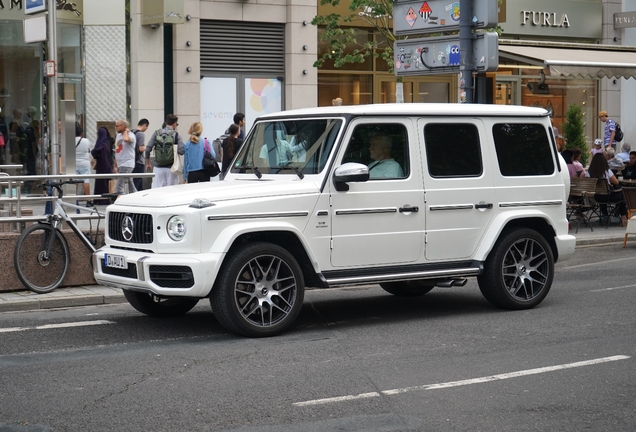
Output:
[{"xmin": 93, "ymin": 247, "xmax": 224, "ymax": 297}]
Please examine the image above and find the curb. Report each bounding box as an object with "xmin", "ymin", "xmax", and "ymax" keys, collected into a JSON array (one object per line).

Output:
[
  {"xmin": 575, "ymin": 236, "xmax": 627, "ymax": 247},
  {"xmin": 0, "ymin": 288, "xmax": 126, "ymax": 313}
]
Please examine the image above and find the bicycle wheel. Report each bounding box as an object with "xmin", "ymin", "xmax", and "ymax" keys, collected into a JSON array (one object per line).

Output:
[{"xmin": 14, "ymin": 223, "xmax": 70, "ymax": 294}]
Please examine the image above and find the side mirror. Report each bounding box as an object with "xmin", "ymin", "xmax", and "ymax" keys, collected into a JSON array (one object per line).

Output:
[{"xmin": 333, "ymin": 162, "xmax": 370, "ymax": 191}]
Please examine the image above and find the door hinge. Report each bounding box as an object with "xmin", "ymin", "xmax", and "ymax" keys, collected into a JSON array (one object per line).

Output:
[
  {"xmin": 424, "ymin": 232, "xmax": 428, "ymax": 244},
  {"xmin": 329, "ymin": 195, "xmax": 333, "ymax": 207}
]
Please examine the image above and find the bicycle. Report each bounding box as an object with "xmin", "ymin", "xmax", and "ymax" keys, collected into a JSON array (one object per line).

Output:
[{"xmin": 13, "ymin": 179, "xmax": 118, "ymax": 294}]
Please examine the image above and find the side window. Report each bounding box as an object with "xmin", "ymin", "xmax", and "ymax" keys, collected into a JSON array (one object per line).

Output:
[
  {"xmin": 492, "ymin": 123, "xmax": 554, "ymax": 176},
  {"xmin": 342, "ymin": 124, "xmax": 409, "ymax": 179},
  {"xmin": 425, "ymin": 123, "xmax": 482, "ymax": 177}
]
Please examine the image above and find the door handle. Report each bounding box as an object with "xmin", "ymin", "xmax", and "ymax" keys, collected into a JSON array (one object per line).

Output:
[
  {"xmin": 399, "ymin": 205, "xmax": 419, "ymax": 213},
  {"xmin": 475, "ymin": 203, "xmax": 493, "ymax": 209}
]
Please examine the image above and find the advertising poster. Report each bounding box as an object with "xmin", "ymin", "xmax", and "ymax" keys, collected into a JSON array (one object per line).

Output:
[
  {"xmin": 244, "ymin": 78, "xmax": 282, "ymax": 134},
  {"xmin": 200, "ymin": 77, "xmax": 236, "ymax": 141},
  {"xmin": 25, "ymin": 0, "xmax": 46, "ymax": 15}
]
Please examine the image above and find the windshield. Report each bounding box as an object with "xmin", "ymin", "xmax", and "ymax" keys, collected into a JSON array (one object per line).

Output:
[{"xmin": 231, "ymin": 118, "xmax": 343, "ymax": 175}]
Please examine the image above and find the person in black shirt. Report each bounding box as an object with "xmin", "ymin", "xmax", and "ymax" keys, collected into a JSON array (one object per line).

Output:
[{"xmin": 622, "ymin": 151, "xmax": 636, "ymax": 180}]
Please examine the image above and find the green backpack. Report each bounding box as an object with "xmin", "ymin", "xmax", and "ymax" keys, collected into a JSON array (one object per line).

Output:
[{"xmin": 154, "ymin": 129, "xmax": 176, "ymax": 167}]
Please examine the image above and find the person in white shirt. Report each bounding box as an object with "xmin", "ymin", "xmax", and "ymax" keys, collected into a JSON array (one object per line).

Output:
[
  {"xmin": 367, "ymin": 134, "xmax": 403, "ymax": 179},
  {"xmin": 113, "ymin": 119, "xmax": 137, "ymax": 194},
  {"xmin": 74, "ymin": 124, "xmax": 92, "ymax": 197}
]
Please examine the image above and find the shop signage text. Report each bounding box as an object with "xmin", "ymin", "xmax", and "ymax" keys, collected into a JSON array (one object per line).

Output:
[
  {"xmin": 0, "ymin": 0, "xmax": 24, "ymax": 9},
  {"xmin": 614, "ymin": 12, "xmax": 636, "ymax": 29},
  {"xmin": 521, "ymin": 11, "xmax": 570, "ymax": 28}
]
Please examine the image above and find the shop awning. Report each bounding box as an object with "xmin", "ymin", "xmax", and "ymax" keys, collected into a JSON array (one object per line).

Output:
[{"xmin": 499, "ymin": 45, "xmax": 636, "ymax": 80}]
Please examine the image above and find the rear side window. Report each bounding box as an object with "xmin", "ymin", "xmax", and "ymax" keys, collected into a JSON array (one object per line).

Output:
[
  {"xmin": 424, "ymin": 123, "xmax": 482, "ymax": 177},
  {"xmin": 492, "ymin": 123, "xmax": 554, "ymax": 176}
]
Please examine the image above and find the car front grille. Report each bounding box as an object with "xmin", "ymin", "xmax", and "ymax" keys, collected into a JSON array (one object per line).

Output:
[
  {"xmin": 149, "ymin": 265, "xmax": 195, "ymax": 288},
  {"xmin": 108, "ymin": 212, "xmax": 153, "ymax": 244}
]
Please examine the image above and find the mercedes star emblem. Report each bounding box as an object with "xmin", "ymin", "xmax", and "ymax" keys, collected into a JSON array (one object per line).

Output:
[{"xmin": 122, "ymin": 215, "xmax": 134, "ymax": 241}]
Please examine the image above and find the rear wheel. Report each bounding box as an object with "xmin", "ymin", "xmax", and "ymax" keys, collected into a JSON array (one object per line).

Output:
[
  {"xmin": 123, "ymin": 290, "xmax": 199, "ymax": 317},
  {"xmin": 380, "ymin": 281, "xmax": 435, "ymax": 297},
  {"xmin": 477, "ymin": 228, "xmax": 554, "ymax": 309},
  {"xmin": 211, "ymin": 242, "xmax": 305, "ymax": 337},
  {"xmin": 14, "ymin": 223, "xmax": 69, "ymax": 294}
]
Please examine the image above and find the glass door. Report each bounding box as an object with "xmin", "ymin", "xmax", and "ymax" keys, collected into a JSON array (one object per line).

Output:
[
  {"xmin": 495, "ymin": 77, "xmax": 520, "ymax": 106},
  {"xmin": 376, "ymin": 76, "xmax": 455, "ymax": 103}
]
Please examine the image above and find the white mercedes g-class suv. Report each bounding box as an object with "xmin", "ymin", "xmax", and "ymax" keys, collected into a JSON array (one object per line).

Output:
[{"xmin": 94, "ymin": 104, "xmax": 576, "ymax": 337}]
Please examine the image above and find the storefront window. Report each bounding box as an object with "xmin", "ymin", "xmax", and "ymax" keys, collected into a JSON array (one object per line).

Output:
[
  {"xmin": 57, "ymin": 23, "xmax": 82, "ymax": 75},
  {"xmin": 521, "ymin": 74, "xmax": 597, "ymax": 148},
  {"xmin": 0, "ymin": 20, "xmax": 43, "ymax": 178},
  {"xmin": 318, "ymin": 74, "xmax": 373, "ymax": 106}
]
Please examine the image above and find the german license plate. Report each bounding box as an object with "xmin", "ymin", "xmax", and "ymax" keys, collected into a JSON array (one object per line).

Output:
[{"xmin": 104, "ymin": 253, "xmax": 127, "ymax": 269}]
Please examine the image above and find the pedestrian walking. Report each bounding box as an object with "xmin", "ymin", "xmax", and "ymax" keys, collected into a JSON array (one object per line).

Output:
[
  {"xmin": 144, "ymin": 114, "xmax": 184, "ymax": 188},
  {"xmin": 113, "ymin": 119, "xmax": 137, "ymax": 194},
  {"xmin": 131, "ymin": 118, "xmax": 149, "ymax": 191},
  {"xmin": 91, "ymin": 127, "xmax": 112, "ymax": 205},
  {"xmin": 183, "ymin": 121, "xmax": 210, "ymax": 183}
]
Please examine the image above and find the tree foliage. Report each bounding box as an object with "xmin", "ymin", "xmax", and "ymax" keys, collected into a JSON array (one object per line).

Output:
[{"xmin": 312, "ymin": 0, "xmax": 397, "ymax": 72}]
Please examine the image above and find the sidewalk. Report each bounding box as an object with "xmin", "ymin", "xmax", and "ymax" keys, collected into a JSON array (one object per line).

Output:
[{"xmin": 0, "ymin": 224, "xmax": 631, "ymax": 314}]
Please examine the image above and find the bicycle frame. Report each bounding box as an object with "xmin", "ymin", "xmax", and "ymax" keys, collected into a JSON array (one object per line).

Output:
[{"xmin": 45, "ymin": 197, "xmax": 105, "ymax": 255}]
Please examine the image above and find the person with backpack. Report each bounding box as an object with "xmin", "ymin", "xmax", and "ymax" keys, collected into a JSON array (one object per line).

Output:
[
  {"xmin": 113, "ymin": 119, "xmax": 137, "ymax": 194},
  {"xmin": 598, "ymin": 110, "xmax": 622, "ymax": 151},
  {"xmin": 144, "ymin": 114, "xmax": 184, "ymax": 188},
  {"xmin": 221, "ymin": 124, "xmax": 243, "ymax": 177},
  {"xmin": 211, "ymin": 112, "xmax": 246, "ymax": 174},
  {"xmin": 131, "ymin": 118, "xmax": 149, "ymax": 191}
]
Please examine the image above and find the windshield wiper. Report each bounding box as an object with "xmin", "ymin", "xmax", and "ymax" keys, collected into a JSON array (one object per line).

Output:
[
  {"xmin": 235, "ymin": 165, "xmax": 262, "ymax": 179},
  {"xmin": 269, "ymin": 165, "xmax": 305, "ymax": 179}
]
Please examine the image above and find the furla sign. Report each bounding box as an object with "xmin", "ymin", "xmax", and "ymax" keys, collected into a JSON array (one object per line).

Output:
[
  {"xmin": 499, "ymin": 0, "xmax": 601, "ymax": 39},
  {"xmin": 521, "ymin": 11, "xmax": 570, "ymax": 28}
]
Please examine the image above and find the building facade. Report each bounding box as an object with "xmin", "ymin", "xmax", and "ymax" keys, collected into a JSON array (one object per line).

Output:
[{"xmin": 0, "ymin": 0, "xmax": 126, "ymax": 176}]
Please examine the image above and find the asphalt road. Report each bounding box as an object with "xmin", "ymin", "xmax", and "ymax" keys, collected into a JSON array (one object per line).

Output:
[{"xmin": 0, "ymin": 243, "xmax": 634, "ymax": 431}]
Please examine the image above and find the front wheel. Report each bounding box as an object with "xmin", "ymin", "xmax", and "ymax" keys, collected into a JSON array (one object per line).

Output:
[
  {"xmin": 477, "ymin": 228, "xmax": 554, "ymax": 310},
  {"xmin": 14, "ymin": 223, "xmax": 70, "ymax": 294},
  {"xmin": 123, "ymin": 290, "xmax": 199, "ymax": 317},
  {"xmin": 211, "ymin": 242, "xmax": 305, "ymax": 337}
]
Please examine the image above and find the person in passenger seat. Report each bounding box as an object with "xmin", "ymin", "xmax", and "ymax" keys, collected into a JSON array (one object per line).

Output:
[{"xmin": 367, "ymin": 134, "xmax": 404, "ymax": 179}]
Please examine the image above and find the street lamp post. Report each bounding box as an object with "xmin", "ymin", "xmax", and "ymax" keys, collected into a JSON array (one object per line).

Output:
[{"xmin": 47, "ymin": 0, "xmax": 58, "ymax": 175}]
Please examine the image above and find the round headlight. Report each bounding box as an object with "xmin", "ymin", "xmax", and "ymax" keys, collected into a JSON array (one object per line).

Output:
[{"xmin": 166, "ymin": 216, "xmax": 186, "ymax": 241}]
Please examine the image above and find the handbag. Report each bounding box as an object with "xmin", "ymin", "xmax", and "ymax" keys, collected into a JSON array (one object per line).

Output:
[
  {"xmin": 170, "ymin": 144, "xmax": 184, "ymax": 175},
  {"xmin": 0, "ymin": 133, "xmax": 5, "ymax": 147},
  {"xmin": 203, "ymin": 139, "xmax": 221, "ymax": 177}
]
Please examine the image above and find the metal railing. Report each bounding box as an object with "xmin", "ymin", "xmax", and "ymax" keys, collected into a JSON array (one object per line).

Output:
[{"xmin": 0, "ymin": 173, "xmax": 154, "ymax": 232}]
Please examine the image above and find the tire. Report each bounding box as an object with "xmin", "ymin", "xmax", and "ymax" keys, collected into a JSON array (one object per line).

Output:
[
  {"xmin": 210, "ymin": 242, "xmax": 305, "ymax": 337},
  {"xmin": 14, "ymin": 223, "xmax": 70, "ymax": 294},
  {"xmin": 123, "ymin": 290, "xmax": 199, "ymax": 317},
  {"xmin": 380, "ymin": 281, "xmax": 435, "ymax": 297},
  {"xmin": 477, "ymin": 228, "xmax": 554, "ymax": 310}
]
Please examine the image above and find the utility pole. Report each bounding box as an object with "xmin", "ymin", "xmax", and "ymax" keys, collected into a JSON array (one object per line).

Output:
[
  {"xmin": 459, "ymin": 0, "xmax": 474, "ymax": 104},
  {"xmin": 47, "ymin": 0, "xmax": 58, "ymax": 175}
]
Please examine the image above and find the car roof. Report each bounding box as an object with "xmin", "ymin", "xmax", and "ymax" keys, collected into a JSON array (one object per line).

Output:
[{"xmin": 257, "ymin": 103, "xmax": 550, "ymax": 120}]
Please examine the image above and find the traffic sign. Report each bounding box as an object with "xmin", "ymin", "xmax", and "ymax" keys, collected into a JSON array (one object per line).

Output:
[
  {"xmin": 393, "ymin": 0, "xmax": 498, "ymax": 36},
  {"xmin": 394, "ymin": 32, "xmax": 499, "ymax": 76}
]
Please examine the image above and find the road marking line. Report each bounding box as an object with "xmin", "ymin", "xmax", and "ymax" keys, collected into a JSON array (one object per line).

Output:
[
  {"xmin": 0, "ymin": 320, "xmax": 114, "ymax": 333},
  {"xmin": 561, "ymin": 256, "xmax": 636, "ymax": 270},
  {"xmin": 293, "ymin": 355, "xmax": 630, "ymax": 407},
  {"xmin": 591, "ymin": 284, "xmax": 636, "ymax": 292}
]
